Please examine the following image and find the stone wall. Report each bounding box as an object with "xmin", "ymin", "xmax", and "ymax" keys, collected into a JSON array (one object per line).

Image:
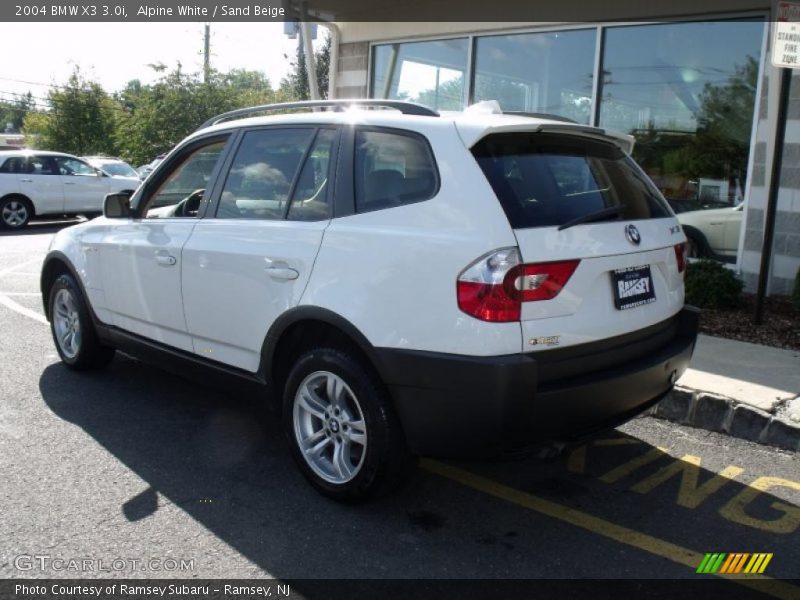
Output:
[
  {"xmin": 334, "ymin": 41, "xmax": 369, "ymax": 99},
  {"xmin": 740, "ymin": 42, "xmax": 800, "ymax": 296}
]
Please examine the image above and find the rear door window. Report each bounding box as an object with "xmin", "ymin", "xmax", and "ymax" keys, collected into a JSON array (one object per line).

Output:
[
  {"xmin": 354, "ymin": 129, "xmax": 439, "ymax": 213},
  {"xmin": 471, "ymin": 132, "xmax": 672, "ymax": 229}
]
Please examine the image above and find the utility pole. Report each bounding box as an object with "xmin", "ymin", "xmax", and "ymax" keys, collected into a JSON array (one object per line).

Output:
[{"xmin": 203, "ymin": 23, "xmax": 211, "ymax": 84}]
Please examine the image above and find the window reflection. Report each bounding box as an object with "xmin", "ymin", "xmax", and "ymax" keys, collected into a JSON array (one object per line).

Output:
[
  {"xmin": 474, "ymin": 29, "xmax": 596, "ymax": 124},
  {"xmin": 372, "ymin": 39, "xmax": 468, "ymax": 111},
  {"xmin": 599, "ymin": 20, "xmax": 763, "ymax": 215}
]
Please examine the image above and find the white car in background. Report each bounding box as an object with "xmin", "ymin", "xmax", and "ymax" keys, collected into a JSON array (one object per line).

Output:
[
  {"xmin": 136, "ymin": 154, "xmax": 166, "ymax": 179},
  {"xmin": 0, "ymin": 150, "xmax": 140, "ymax": 229},
  {"xmin": 678, "ymin": 203, "xmax": 743, "ymax": 262},
  {"xmin": 83, "ymin": 156, "xmax": 143, "ymax": 181}
]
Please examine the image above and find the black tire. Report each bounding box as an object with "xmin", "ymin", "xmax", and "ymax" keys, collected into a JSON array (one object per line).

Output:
[
  {"xmin": 684, "ymin": 230, "xmax": 707, "ymax": 259},
  {"xmin": 48, "ymin": 273, "xmax": 115, "ymax": 370},
  {"xmin": 0, "ymin": 196, "xmax": 32, "ymax": 230},
  {"xmin": 283, "ymin": 347, "xmax": 414, "ymax": 501}
]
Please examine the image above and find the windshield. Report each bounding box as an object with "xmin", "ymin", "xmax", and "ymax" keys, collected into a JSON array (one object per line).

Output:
[
  {"xmin": 96, "ymin": 161, "xmax": 138, "ymax": 178},
  {"xmin": 471, "ymin": 133, "xmax": 672, "ymax": 229}
]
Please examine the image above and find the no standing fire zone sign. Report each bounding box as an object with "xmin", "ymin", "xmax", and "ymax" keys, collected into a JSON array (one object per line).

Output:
[{"xmin": 774, "ymin": 1, "xmax": 800, "ymax": 68}]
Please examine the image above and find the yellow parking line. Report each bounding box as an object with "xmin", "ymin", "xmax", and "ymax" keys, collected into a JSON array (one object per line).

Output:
[{"xmin": 421, "ymin": 459, "xmax": 798, "ymax": 600}]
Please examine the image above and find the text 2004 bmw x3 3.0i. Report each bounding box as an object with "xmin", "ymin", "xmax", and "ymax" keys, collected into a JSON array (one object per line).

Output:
[{"xmin": 41, "ymin": 100, "xmax": 699, "ymax": 500}]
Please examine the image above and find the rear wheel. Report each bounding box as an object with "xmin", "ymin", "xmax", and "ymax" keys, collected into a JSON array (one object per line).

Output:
[
  {"xmin": 0, "ymin": 196, "xmax": 32, "ymax": 229},
  {"xmin": 283, "ymin": 347, "xmax": 413, "ymax": 501},
  {"xmin": 49, "ymin": 273, "xmax": 115, "ymax": 370}
]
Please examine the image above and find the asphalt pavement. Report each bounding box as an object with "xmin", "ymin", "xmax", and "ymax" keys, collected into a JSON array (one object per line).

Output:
[{"xmin": 1, "ymin": 222, "xmax": 798, "ymax": 596}]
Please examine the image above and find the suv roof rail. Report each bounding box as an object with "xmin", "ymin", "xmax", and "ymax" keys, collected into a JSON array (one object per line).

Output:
[
  {"xmin": 503, "ymin": 111, "xmax": 578, "ymax": 124},
  {"xmin": 199, "ymin": 99, "xmax": 440, "ymax": 130}
]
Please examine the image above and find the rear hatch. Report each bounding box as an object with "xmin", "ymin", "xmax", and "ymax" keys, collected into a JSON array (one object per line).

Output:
[{"xmin": 470, "ymin": 130, "xmax": 687, "ymax": 352}]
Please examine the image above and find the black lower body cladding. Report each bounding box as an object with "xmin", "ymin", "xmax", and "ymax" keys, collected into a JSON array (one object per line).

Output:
[{"xmin": 377, "ymin": 307, "xmax": 700, "ymax": 457}]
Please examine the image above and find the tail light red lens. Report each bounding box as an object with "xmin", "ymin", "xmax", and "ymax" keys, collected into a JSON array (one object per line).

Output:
[
  {"xmin": 457, "ymin": 249, "xmax": 580, "ymax": 322},
  {"xmin": 456, "ymin": 280, "xmax": 521, "ymax": 322},
  {"xmin": 674, "ymin": 242, "xmax": 687, "ymax": 274}
]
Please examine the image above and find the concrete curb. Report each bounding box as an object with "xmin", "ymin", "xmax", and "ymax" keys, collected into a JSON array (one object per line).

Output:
[{"xmin": 646, "ymin": 386, "xmax": 800, "ymax": 452}]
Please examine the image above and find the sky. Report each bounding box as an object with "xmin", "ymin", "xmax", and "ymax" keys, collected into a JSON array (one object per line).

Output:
[{"xmin": 0, "ymin": 22, "xmax": 326, "ymax": 106}]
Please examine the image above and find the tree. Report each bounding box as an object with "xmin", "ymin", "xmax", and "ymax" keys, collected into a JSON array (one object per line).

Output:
[
  {"xmin": 280, "ymin": 30, "xmax": 332, "ymax": 100},
  {"xmin": 315, "ymin": 35, "xmax": 331, "ymax": 99},
  {"xmin": 661, "ymin": 56, "xmax": 759, "ymax": 204},
  {"xmin": 416, "ymin": 77, "xmax": 464, "ymax": 111},
  {"xmin": 0, "ymin": 93, "xmax": 35, "ymax": 132},
  {"xmin": 115, "ymin": 65, "xmax": 282, "ymax": 165},
  {"xmin": 22, "ymin": 68, "xmax": 119, "ymax": 155}
]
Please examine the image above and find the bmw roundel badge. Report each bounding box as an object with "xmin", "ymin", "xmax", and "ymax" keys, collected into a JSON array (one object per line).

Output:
[{"xmin": 625, "ymin": 224, "xmax": 641, "ymax": 245}]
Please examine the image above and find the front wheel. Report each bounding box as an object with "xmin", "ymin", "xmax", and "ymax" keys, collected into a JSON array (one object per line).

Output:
[
  {"xmin": 49, "ymin": 273, "xmax": 115, "ymax": 370},
  {"xmin": 283, "ymin": 347, "xmax": 413, "ymax": 501}
]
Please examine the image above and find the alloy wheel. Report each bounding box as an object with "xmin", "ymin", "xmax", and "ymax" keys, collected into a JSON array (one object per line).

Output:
[
  {"xmin": 293, "ymin": 370, "xmax": 367, "ymax": 485},
  {"xmin": 53, "ymin": 288, "xmax": 82, "ymax": 359},
  {"xmin": 1, "ymin": 200, "xmax": 28, "ymax": 228}
]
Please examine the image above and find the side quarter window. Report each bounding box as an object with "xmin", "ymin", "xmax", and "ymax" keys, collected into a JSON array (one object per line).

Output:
[
  {"xmin": 0, "ymin": 157, "xmax": 25, "ymax": 174},
  {"xmin": 354, "ymin": 129, "xmax": 439, "ymax": 213}
]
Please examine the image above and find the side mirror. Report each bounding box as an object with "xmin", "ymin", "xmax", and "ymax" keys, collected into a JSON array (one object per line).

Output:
[{"xmin": 104, "ymin": 192, "xmax": 132, "ymax": 218}]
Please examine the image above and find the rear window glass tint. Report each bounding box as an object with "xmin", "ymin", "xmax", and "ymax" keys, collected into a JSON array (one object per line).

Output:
[
  {"xmin": 471, "ymin": 133, "xmax": 672, "ymax": 229},
  {"xmin": 355, "ymin": 129, "xmax": 438, "ymax": 213}
]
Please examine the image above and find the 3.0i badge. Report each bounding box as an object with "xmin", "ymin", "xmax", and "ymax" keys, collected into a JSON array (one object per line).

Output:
[
  {"xmin": 625, "ymin": 224, "xmax": 641, "ymax": 245},
  {"xmin": 529, "ymin": 335, "xmax": 560, "ymax": 347}
]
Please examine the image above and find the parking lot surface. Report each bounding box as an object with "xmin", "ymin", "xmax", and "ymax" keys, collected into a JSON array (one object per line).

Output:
[{"xmin": 1, "ymin": 224, "xmax": 798, "ymax": 595}]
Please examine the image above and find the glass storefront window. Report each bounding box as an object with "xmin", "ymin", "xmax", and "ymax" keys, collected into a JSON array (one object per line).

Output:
[
  {"xmin": 599, "ymin": 20, "xmax": 763, "ymax": 217},
  {"xmin": 372, "ymin": 39, "xmax": 469, "ymax": 111},
  {"xmin": 473, "ymin": 29, "xmax": 596, "ymax": 124},
  {"xmin": 368, "ymin": 19, "xmax": 766, "ymax": 262}
]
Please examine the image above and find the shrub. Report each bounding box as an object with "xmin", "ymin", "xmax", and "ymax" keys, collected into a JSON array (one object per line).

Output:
[{"xmin": 684, "ymin": 260, "xmax": 743, "ymax": 309}]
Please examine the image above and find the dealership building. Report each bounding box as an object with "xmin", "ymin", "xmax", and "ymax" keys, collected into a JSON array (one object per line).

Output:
[{"xmin": 314, "ymin": 0, "xmax": 800, "ymax": 295}]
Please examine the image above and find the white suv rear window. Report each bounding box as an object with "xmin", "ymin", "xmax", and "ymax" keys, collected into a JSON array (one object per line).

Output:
[{"xmin": 472, "ymin": 132, "xmax": 672, "ymax": 229}]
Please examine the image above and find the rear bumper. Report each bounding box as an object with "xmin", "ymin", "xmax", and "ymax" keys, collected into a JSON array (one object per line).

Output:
[{"xmin": 377, "ymin": 306, "xmax": 699, "ymax": 457}]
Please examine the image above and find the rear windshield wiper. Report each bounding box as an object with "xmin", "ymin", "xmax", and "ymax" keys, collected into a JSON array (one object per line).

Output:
[{"xmin": 557, "ymin": 205, "xmax": 625, "ymax": 231}]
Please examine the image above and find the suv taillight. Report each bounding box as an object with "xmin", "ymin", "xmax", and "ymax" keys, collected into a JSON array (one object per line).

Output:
[
  {"xmin": 674, "ymin": 242, "xmax": 687, "ymax": 274},
  {"xmin": 457, "ymin": 249, "xmax": 579, "ymax": 322}
]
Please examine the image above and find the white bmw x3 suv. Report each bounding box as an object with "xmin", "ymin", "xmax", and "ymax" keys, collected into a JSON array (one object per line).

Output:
[{"xmin": 41, "ymin": 100, "xmax": 698, "ymax": 500}]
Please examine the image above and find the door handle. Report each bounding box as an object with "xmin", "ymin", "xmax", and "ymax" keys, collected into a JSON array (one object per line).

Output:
[
  {"xmin": 64, "ymin": 181, "xmax": 76, "ymax": 185},
  {"xmin": 266, "ymin": 266, "xmax": 299, "ymax": 280},
  {"xmin": 20, "ymin": 178, "xmax": 32, "ymax": 183},
  {"xmin": 155, "ymin": 254, "xmax": 177, "ymax": 267}
]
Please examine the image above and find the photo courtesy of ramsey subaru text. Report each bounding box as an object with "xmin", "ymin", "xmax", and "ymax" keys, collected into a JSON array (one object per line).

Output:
[{"xmin": 39, "ymin": 99, "xmax": 699, "ymax": 501}]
